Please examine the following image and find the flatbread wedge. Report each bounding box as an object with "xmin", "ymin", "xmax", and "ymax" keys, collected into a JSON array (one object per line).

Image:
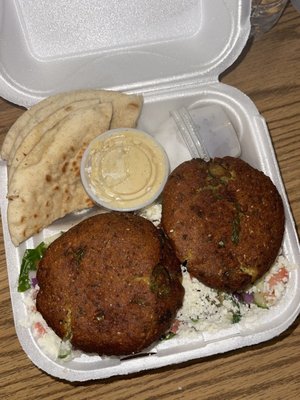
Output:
[
  {"xmin": 7, "ymin": 103, "xmax": 113, "ymax": 246},
  {"xmin": 1, "ymin": 89, "xmax": 143, "ymax": 161},
  {"xmin": 7, "ymin": 99, "xmax": 103, "ymax": 182}
]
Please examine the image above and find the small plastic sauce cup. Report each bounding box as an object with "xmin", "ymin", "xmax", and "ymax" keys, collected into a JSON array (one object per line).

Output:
[{"xmin": 80, "ymin": 128, "xmax": 170, "ymax": 211}]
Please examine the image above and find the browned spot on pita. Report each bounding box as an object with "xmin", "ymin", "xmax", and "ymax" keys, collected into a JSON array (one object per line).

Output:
[
  {"xmin": 128, "ymin": 102, "xmax": 139, "ymax": 110},
  {"xmin": 62, "ymin": 162, "xmax": 69, "ymax": 173},
  {"xmin": 45, "ymin": 201, "xmax": 50, "ymax": 207},
  {"xmin": 65, "ymin": 106, "xmax": 73, "ymax": 112},
  {"xmin": 34, "ymin": 214, "xmax": 38, "ymax": 218},
  {"xmin": 70, "ymin": 146, "xmax": 75, "ymax": 152},
  {"xmin": 85, "ymin": 198, "xmax": 94, "ymax": 207},
  {"xmin": 7, "ymin": 194, "xmax": 19, "ymax": 201},
  {"xmin": 45, "ymin": 174, "xmax": 52, "ymax": 182},
  {"xmin": 53, "ymin": 185, "xmax": 59, "ymax": 191},
  {"xmin": 20, "ymin": 216, "xmax": 25, "ymax": 223}
]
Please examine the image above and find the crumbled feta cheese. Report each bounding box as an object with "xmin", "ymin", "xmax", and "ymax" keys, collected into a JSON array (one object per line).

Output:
[
  {"xmin": 173, "ymin": 255, "xmax": 294, "ymax": 338},
  {"xmin": 138, "ymin": 203, "xmax": 162, "ymax": 226},
  {"xmin": 20, "ymin": 286, "xmax": 72, "ymax": 361}
]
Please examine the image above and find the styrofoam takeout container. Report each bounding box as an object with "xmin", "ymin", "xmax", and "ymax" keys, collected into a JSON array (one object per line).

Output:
[{"xmin": 0, "ymin": 0, "xmax": 299, "ymax": 382}]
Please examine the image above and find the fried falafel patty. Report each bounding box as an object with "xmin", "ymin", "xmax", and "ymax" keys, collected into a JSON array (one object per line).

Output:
[
  {"xmin": 161, "ymin": 157, "xmax": 285, "ymax": 292},
  {"xmin": 36, "ymin": 212, "xmax": 184, "ymax": 356}
]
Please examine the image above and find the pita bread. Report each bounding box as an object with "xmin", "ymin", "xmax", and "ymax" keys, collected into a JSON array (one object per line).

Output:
[
  {"xmin": 7, "ymin": 99, "xmax": 102, "ymax": 182},
  {"xmin": 1, "ymin": 89, "xmax": 143, "ymax": 161},
  {"xmin": 7, "ymin": 103, "xmax": 112, "ymax": 246}
]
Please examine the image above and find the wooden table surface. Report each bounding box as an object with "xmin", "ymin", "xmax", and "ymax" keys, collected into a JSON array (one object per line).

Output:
[{"xmin": 0, "ymin": 3, "xmax": 299, "ymax": 400}]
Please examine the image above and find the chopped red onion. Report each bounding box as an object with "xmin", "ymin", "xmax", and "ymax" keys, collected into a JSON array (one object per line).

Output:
[
  {"xmin": 242, "ymin": 292, "xmax": 254, "ymax": 304},
  {"xmin": 30, "ymin": 277, "xmax": 38, "ymax": 288},
  {"xmin": 233, "ymin": 292, "xmax": 254, "ymax": 304}
]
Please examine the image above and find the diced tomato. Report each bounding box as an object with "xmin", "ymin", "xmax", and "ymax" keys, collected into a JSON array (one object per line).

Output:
[
  {"xmin": 170, "ymin": 319, "xmax": 180, "ymax": 334},
  {"xmin": 267, "ymin": 267, "xmax": 289, "ymax": 288},
  {"xmin": 259, "ymin": 266, "xmax": 289, "ymax": 305},
  {"xmin": 34, "ymin": 322, "xmax": 46, "ymax": 337}
]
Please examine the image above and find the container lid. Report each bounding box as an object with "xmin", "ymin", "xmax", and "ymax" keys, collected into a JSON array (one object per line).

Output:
[{"xmin": 0, "ymin": 0, "xmax": 251, "ymax": 107}]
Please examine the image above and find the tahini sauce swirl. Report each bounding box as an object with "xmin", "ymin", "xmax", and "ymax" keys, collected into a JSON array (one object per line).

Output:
[{"xmin": 86, "ymin": 130, "xmax": 169, "ymax": 210}]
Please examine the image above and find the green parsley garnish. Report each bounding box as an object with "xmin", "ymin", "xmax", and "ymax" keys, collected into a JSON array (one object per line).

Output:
[
  {"xmin": 230, "ymin": 295, "xmax": 242, "ymax": 324},
  {"xmin": 161, "ymin": 331, "xmax": 176, "ymax": 341},
  {"xmin": 232, "ymin": 311, "xmax": 242, "ymax": 324},
  {"xmin": 18, "ymin": 242, "xmax": 47, "ymax": 292}
]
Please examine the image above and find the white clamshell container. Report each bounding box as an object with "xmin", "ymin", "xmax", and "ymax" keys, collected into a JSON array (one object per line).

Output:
[{"xmin": 0, "ymin": 0, "xmax": 299, "ymax": 382}]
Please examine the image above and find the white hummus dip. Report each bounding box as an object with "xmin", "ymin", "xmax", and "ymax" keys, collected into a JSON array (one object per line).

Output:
[{"xmin": 82, "ymin": 129, "xmax": 169, "ymax": 210}]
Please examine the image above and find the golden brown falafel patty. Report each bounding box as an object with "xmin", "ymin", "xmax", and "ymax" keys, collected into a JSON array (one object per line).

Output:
[
  {"xmin": 36, "ymin": 212, "xmax": 184, "ymax": 356},
  {"xmin": 161, "ymin": 157, "xmax": 285, "ymax": 292}
]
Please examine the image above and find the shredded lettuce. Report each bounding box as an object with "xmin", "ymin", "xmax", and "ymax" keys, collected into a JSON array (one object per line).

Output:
[{"xmin": 18, "ymin": 242, "xmax": 47, "ymax": 292}]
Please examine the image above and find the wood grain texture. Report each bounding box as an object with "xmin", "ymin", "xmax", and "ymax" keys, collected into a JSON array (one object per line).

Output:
[{"xmin": 0, "ymin": 3, "xmax": 299, "ymax": 399}]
